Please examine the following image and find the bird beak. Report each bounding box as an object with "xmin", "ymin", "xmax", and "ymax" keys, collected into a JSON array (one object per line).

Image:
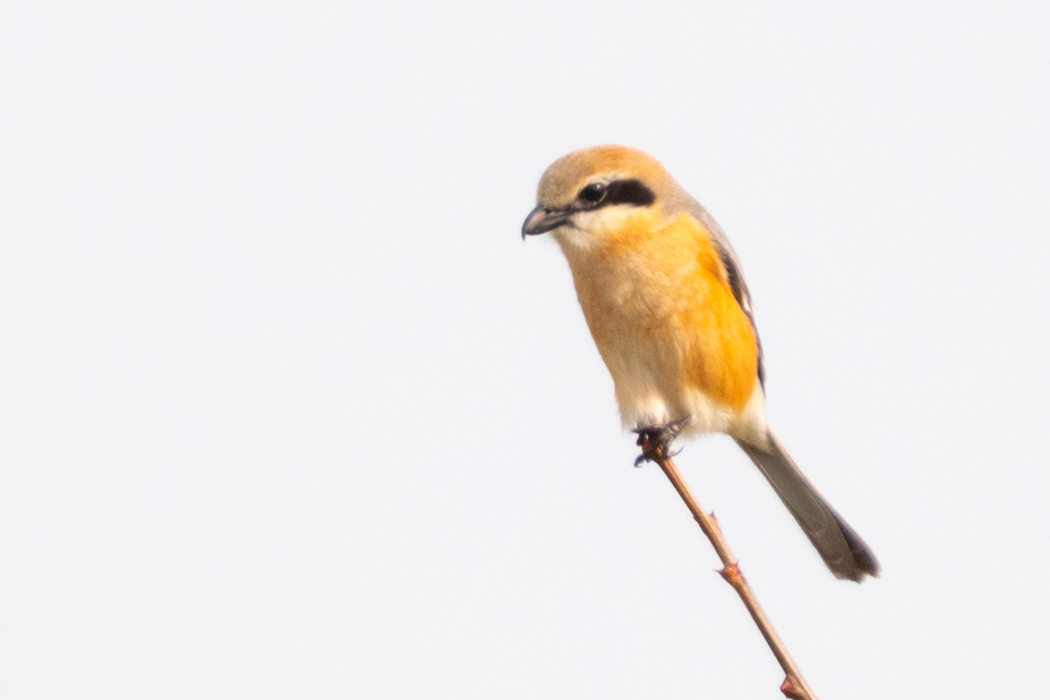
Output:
[{"xmin": 522, "ymin": 206, "xmax": 570, "ymax": 239}]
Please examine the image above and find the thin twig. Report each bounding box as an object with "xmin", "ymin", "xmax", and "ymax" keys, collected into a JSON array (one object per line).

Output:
[{"xmin": 642, "ymin": 439, "xmax": 818, "ymax": 700}]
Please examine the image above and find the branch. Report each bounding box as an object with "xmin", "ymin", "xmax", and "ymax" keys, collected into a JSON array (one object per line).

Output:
[{"xmin": 641, "ymin": 438, "xmax": 818, "ymax": 700}]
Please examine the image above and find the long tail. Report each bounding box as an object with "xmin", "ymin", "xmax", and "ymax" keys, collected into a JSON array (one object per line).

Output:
[{"xmin": 734, "ymin": 430, "xmax": 880, "ymax": 581}]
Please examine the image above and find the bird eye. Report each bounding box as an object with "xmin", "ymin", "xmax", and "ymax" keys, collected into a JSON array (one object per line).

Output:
[{"xmin": 578, "ymin": 182, "xmax": 607, "ymax": 204}]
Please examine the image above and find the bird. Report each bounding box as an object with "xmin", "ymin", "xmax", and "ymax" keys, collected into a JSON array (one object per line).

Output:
[{"xmin": 522, "ymin": 145, "xmax": 879, "ymax": 581}]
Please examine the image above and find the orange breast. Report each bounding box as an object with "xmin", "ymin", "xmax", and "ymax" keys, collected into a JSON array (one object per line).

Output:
[
  {"xmin": 640, "ymin": 213, "xmax": 758, "ymax": 411},
  {"xmin": 564, "ymin": 210, "xmax": 760, "ymax": 414}
]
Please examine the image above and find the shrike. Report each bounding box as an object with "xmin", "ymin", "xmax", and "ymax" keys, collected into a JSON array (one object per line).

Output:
[{"xmin": 523, "ymin": 145, "xmax": 878, "ymax": 581}]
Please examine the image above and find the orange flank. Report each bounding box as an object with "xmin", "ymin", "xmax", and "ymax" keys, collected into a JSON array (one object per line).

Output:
[{"xmin": 670, "ymin": 216, "xmax": 759, "ymax": 411}]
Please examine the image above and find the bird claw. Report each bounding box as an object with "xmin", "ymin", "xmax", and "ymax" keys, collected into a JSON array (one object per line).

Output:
[{"xmin": 632, "ymin": 416, "xmax": 691, "ymax": 466}]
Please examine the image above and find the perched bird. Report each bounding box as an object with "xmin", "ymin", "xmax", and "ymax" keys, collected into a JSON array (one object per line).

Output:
[{"xmin": 522, "ymin": 145, "xmax": 879, "ymax": 581}]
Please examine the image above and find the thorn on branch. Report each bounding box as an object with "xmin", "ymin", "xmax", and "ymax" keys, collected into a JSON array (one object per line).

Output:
[
  {"xmin": 780, "ymin": 675, "xmax": 807, "ymax": 700},
  {"xmin": 719, "ymin": 562, "xmax": 744, "ymax": 587}
]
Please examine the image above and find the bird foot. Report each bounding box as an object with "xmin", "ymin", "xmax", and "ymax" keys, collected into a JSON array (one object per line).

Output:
[{"xmin": 633, "ymin": 417, "xmax": 691, "ymax": 466}]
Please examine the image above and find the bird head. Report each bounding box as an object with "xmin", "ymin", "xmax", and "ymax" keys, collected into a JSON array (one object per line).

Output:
[{"xmin": 521, "ymin": 145, "xmax": 677, "ymax": 250}]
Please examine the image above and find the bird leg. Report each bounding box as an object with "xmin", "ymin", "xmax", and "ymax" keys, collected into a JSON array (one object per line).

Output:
[{"xmin": 633, "ymin": 416, "xmax": 691, "ymax": 466}]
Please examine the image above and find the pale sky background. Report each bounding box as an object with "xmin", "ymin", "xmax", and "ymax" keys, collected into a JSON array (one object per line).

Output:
[{"xmin": 2, "ymin": 2, "xmax": 1049, "ymax": 698}]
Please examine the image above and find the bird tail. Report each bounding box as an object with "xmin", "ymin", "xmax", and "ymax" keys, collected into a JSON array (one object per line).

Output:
[{"xmin": 734, "ymin": 430, "xmax": 880, "ymax": 581}]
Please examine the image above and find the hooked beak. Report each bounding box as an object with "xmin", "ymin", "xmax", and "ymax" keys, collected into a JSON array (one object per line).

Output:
[{"xmin": 521, "ymin": 205, "xmax": 571, "ymax": 240}]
